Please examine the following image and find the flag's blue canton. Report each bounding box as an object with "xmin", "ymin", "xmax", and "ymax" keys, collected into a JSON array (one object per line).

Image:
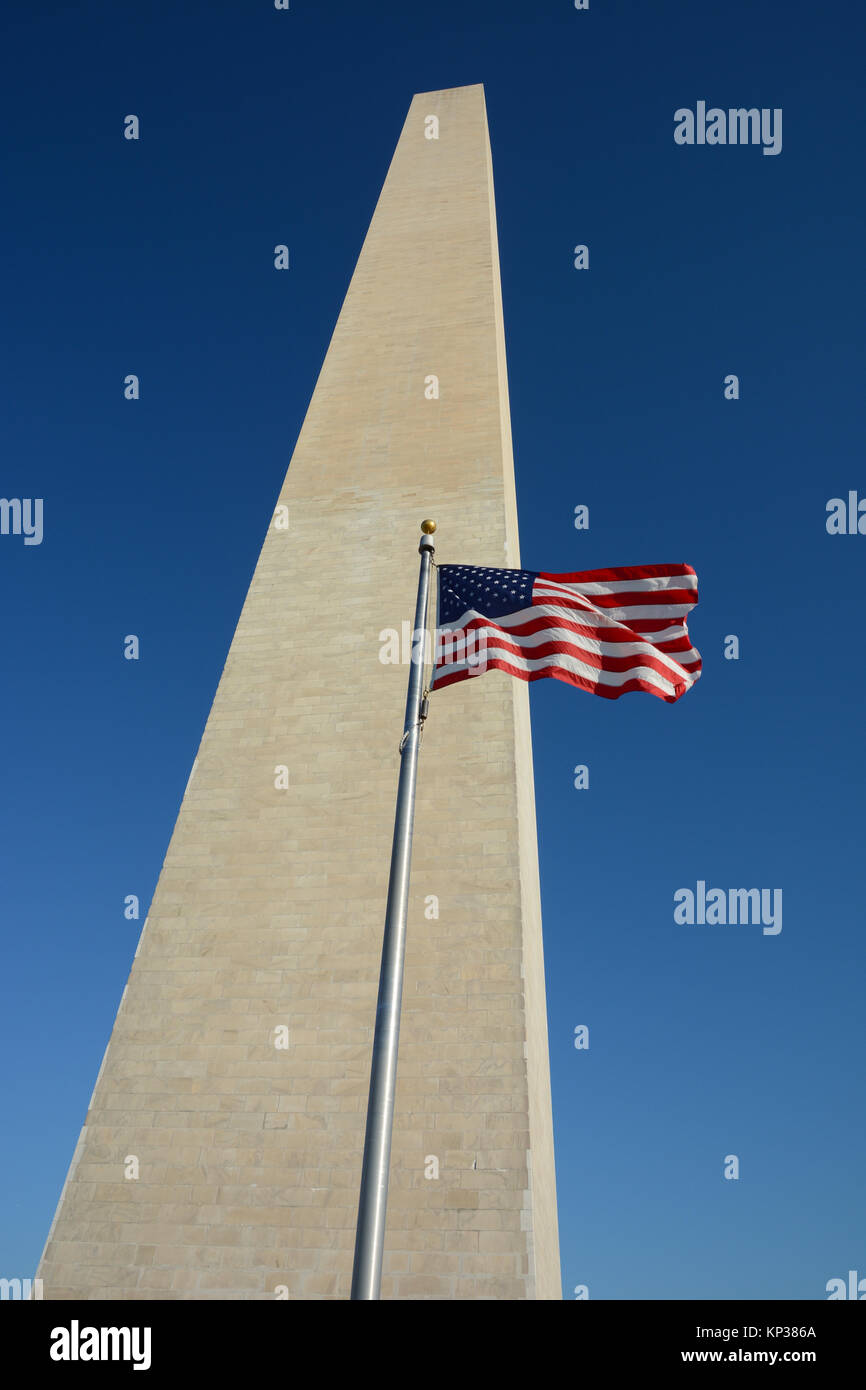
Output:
[{"xmin": 437, "ymin": 565, "xmax": 538, "ymax": 623}]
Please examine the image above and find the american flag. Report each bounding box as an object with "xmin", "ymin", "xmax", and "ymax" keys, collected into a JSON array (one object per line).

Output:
[{"xmin": 431, "ymin": 562, "xmax": 701, "ymax": 703}]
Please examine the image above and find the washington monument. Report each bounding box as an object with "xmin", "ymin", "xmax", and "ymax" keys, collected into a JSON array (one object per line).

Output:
[{"xmin": 38, "ymin": 84, "xmax": 561, "ymax": 1300}]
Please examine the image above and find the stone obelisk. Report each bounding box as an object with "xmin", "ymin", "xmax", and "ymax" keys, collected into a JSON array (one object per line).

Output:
[{"xmin": 38, "ymin": 83, "xmax": 561, "ymax": 1300}]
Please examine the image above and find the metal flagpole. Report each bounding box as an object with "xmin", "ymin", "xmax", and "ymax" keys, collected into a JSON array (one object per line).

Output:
[{"xmin": 350, "ymin": 519, "xmax": 437, "ymax": 1301}]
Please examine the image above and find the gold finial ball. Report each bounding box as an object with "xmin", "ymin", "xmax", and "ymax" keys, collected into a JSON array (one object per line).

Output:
[{"xmin": 420, "ymin": 519, "xmax": 437, "ymax": 534}]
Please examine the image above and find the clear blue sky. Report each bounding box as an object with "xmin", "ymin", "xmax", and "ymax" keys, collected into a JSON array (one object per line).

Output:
[{"xmin": 2, "ymin": 0, "xmax": 864, "ymax": 1299}]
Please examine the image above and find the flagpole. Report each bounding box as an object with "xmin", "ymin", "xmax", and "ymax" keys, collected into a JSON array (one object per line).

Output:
[{"xmin": 350, "ymin": 519, "xmax": 437, "ymax": 1301}]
